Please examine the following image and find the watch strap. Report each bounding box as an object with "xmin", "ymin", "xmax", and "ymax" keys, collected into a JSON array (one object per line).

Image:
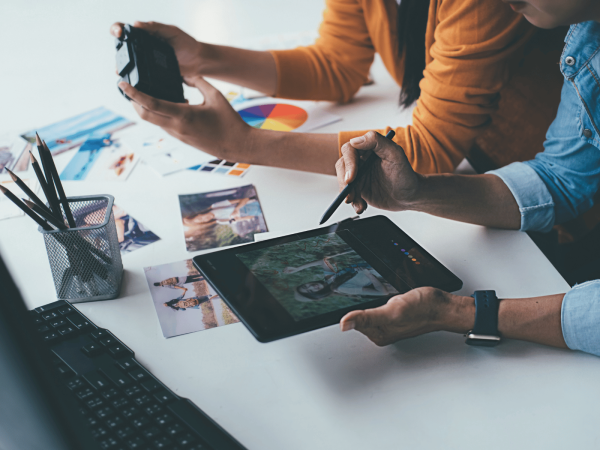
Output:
[{"xmin": 466, "ymin": 290, "xmax": 500, "ymax": 347}]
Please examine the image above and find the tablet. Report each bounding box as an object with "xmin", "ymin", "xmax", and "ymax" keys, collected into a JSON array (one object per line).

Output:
[{"xmin": 193, "ymin": 216, "xmax": 462, "ymax": 342}]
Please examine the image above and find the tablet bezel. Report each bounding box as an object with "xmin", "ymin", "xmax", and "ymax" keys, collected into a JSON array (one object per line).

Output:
[{"xmin": 193, "ymin": 216, "xmax": 462, "ymax": 342}]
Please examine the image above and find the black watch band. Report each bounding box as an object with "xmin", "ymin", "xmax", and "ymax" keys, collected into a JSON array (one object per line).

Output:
[{"xmin": 465, "ymin": 290, "xmax": 501, "ymax": 347}]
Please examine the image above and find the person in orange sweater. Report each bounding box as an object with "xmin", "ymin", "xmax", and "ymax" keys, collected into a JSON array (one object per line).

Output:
[{"xmin": 111, "ymin": 0, "xmax": 564, "ymax": 176}]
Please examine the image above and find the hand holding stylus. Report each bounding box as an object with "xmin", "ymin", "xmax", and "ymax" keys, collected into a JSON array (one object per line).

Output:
[{"xmin": 334, "ymin": 131, "xmax": 422, "ymax": 214}]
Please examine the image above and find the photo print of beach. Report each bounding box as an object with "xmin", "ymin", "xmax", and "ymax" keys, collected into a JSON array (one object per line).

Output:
[
  {"xmin": 21, "ymin": 106, "xmax": 134, "ymax": 155},
  {"xmin": 179, "ymin": 184, "xmax": 268, "ymax": 252},
  {"xmin": 237, "ymin": 232, "xmax": 398, "ymax": 321},
  {"xmin": 144, "ymin": 259, "xmax": 239, "ymax": 338}
]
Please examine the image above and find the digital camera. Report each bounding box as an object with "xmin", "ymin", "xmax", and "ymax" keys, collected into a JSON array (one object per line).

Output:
[{"xmin": 115, "ymin": 24, "xmax": 185, "ymax": 103}]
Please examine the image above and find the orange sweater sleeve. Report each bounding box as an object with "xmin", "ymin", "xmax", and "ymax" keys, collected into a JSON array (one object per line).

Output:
[
  {"xmin": 338, "ymin": 0, "xmax": 535, "ymax": 174},
  {"xmin": 269, "ymin": 0, "xmax": 375, "ymax": 103}
]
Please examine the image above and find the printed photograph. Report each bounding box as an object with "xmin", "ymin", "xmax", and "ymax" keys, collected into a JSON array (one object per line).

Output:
[
  {"xmin": 112, "ymin": 205, "xmax": 160, "ymax": 254},
  {"xmin": 0, "ymin": 133, "xmax": 30, "ymax": 174},
  {"xmin": 60, "ymin": 133, "xmax": 139, "ymax": 182},
  {"xmin": 21, "ymin": 106, "xmax": 134, "ymax": 155},
  {"xmin": 237, "ymin": 233, "xmax": 398, "ymax": 321},
  {"xmin": 144, "ymin": 259, "xmax": 239, "ymax": 338},
  {"xmin": 179, "ymin": 184, "xmax": 268, "ymax": 252}
]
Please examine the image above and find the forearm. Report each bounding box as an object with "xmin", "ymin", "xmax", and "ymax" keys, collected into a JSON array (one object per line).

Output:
[
  {"xmin": 197, "ymin": 44, "xmax": 277, "ymax": 96},
  {"xmin": 441, "ymin": 292, "xmax": 567, "ymax": 349},
  {"xmin": 242, "ymin": 128, "xmax": 339, "ymax": 175},
  {"xmin": 409, "ymin": 174, "xmax": 521, "ymax": 229}
]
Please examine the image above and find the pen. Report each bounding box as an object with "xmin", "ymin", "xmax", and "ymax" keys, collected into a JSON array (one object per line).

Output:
[
  {"xmin": 0, "ymin": 185, "xmax": 53, "ymax": 230},
  {"xmin": 35, "ymin": 133, "xmax": 62, "ymax": 218},
  {"xmin": 6, "ymin": 168, "xmax": 48, "ymax": 212},
  {"xmin": 319, "ymin": 130, "xmax": 395, "ymax": 225},
  {"xmin": 42, "ymin": 139, "xmax": 76, "ymax": 228}
]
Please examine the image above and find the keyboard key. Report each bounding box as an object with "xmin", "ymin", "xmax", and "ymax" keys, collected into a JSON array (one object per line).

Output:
[
  {"xmin": 108, "ymin": 345, "xmax": 131, "ymax": 358},
  {"xmin": 142, "ymin": 427, "xmax": 162, "ymax": 439},
  {"xmin": 120, "ymin": 406, "xmax": 140, "ymax": 419},
  {"xmin": 67, "ymin": 377, "xmax": 85, "ymax": 391},
  {"xmin": 49, "ymin": 318, "xmax": 68, "ymax": 328},
  {"xmin": 100, "ymin": 365, "xmax": 131, "ymax": 387},
  {"xmin": 153, "ymin": 391, "xmax": 176, "ymax": 404},
  {"xmin": 116, "ymin": 426, "xmax": 137, "ymax": 440},
  {"xmin": 144, "ymin": 404, "xmax": 163, "ymax": 417},
  {"xmin": 176, "ymin": 433, "xmax": 197, "ymax": 446},
  {"xmin": 91, "ymin": 329, "xmax": 111, "ymax": 340},
  {"xmin": 102, "ymin": 388, "xmax": 120, "ymax": 400},
  {"xmin": 165, "ymin": 423, "xmax": 185, "ymax": 436},
  {"xmin": 76, "ymin": 388, "xmax": 95, "ymax": 400},
  {"xmin": 124, "ymin": 385, "xmax": 143, "ymax": 397},
  {"xmin": 99, "ymin": 436, "xmax": 120, "ymax": 449},
  {"xmin": 85, "ymin": 396, "xmax": 105, "ymax": 409},
  {"xmin": 67, "ymin": 314, "xmax": 92, "ymax": 330},
  {"xmin": 83, "ymin": 371, "xmax": 111, "ymax": 390},
  {"xmin": 41, "ymin": 311, "xmax": 59, "ymax": 321},
  {"xmin": 96, "ymin": 407, "xmax": 115, "ymax": 419},
  {"xmin": 141, "ymin": 379, "xmax": 161, "ymax": 393},
  {"xmin": 87, "ymin": 416, "xmax": 100, "ymax": 428},
  {"xmin": 132, "ymin": 415, "xmax": 151, "ymax": 429},
  {"xmin": 58, "ymin": 305, "xmax": 74, "ymax": 315},
  {"xmin": 129, "ymin": 369, "xmax": 149, "ymax": 382},
  {"xmin": 56, "ymin": 364, "xmax": 74, "ymax": 378},
  {"xmin": 91, "ymin": 426, "xmax": 110, "ymax": 439},
  {"xmin": 134, "ymin": 395, "xmax": 153, "ymax": 407},
  {"xmin": 116, "ymin": 358, "xmax": 138, "ymax": 372},
  {"xmin": 82, "ymin": 343, "xmax": 103, "ymax": 357},
  {"xmin": 31, "ymin": 315, "xmax": 45, "ymax": 325},
  {"xmin": 37, "ymin": 324, "xmax": 51, "ymax": 333},
  {"xmin": 58, "ymin": 325, "xmax": 77, "ymax": 336},
  {"xmin": 111, "ymin": 397, "xmax": 130, "ymax": 410},
  {"xmin": 106, "ymin": 415, "xmax": 125, "ymax": 430},
  {"xmin": 152, "ymin": 436, "xmax": 173, "ymax": 449},
  {"xmin": 154, "ymin": 413, "xmax": 174, "ymax": 427},
  {"xmin": 100, "ymin": 337, "xmax": 117, "ymax": 347},
  {"xmin": 126, "ymin": 437, "xmax": 145, "ymax": 449},
  {"xmin": 42, "ymin": 331, "xmax": 60, "ymax": 342}
]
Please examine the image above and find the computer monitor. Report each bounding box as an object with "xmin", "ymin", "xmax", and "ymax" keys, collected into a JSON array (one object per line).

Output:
[{"xmin": 0, "ymin": 254, "xmax": 101, "ymax": 450}]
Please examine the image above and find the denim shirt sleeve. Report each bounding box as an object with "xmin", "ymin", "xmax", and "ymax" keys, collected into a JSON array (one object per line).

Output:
[
  {"xmin": 562, "ymin": 280, "xmax": 600, "ymax": 356},
  {"xmin": 487, "ymin": 162, "xmax": 555, "ymax": 232}
]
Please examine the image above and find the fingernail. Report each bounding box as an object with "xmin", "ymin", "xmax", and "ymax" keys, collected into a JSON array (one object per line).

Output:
[
  {"xmin": 350, "ymin": 136, "xmax": 365, "ymax": 145},
  {"xmin": 112, "ymin": 25, "xmax": 120, "ymax": 35},
  {"xmin": 341, "ymin": 320, "xmax": 355, "ymax": 332},
  {"xmin": 344, "ymin": 171, "xmax": 350, "ymax": 183}
]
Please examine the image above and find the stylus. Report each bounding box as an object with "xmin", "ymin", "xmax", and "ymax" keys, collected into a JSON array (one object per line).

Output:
[{"xmin": 319, "ymin": 130, "xmax": 395, "ymax": 225}]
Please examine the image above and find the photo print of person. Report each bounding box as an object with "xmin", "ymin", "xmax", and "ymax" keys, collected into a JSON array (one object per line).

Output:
[
  {"xmin": 237, "ymin": 233, "xmax": 398, "ymax": 321},
  {"xmin": 179, "ymin": 184, "xmax": 268, "ymax": 252},
  {"xmin": 144, "ymin": 259, "xmax": 239, "ymax": 338}
]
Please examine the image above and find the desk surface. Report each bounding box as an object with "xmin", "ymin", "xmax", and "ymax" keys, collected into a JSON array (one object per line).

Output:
[{"xmin": 2, "ymin": 1, "xmax": 600, "ymax": 449}]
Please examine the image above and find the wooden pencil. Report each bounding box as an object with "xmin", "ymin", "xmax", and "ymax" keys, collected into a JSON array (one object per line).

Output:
[
  {"xmin": 0, "ymin": 185, "xmax": 52, "ymax": 230},
  {"xmin": 6, "ymin": 168, "xmax": 49, "ymax": 212},
  {"xmin": 35, "ymin": 133, "xmax": 62, "ymax": 218},
  {"xmin": 42, "ymin": 139, "xmax": 76, "ymax": 228}
]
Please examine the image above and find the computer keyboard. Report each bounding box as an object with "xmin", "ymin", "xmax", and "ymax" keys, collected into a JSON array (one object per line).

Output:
[{"xmin": 29, "ymin": 300, "xmax": 245, "ymax": 450}]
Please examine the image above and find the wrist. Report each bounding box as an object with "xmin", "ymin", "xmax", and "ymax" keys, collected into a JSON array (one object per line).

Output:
[
  {"xmin": 435, "ymin": 292, "xmax": 475, "ymax": 334},
  {"xmin": 398, "ymin": 173, "xmax": 427, "ymax": 212},
  {"xmin": 195, "ymin": 42, "xmax": 223, "ymax": 76}
]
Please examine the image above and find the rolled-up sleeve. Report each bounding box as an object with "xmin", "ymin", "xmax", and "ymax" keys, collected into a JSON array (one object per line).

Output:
[
  {"xmin": 487, "ymin": 162, "xmax": 555, "ymax": 232},
  {"xmin": 562, "ymin": 280, "xmax": 600, "ymax": 356}
]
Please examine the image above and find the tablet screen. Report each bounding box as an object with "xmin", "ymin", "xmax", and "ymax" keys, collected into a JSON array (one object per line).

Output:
[{"xmin": 237, "ymin": 231, "xmax": 399, "ymax": 321}]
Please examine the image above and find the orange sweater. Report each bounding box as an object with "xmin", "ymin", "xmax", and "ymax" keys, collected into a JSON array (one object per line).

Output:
[{"xmin": 270, "ymin": 0, "xmax": 564, "ymax": 174}]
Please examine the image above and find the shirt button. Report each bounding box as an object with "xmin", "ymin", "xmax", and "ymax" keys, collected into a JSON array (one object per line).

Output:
[
  {"xmin": 583, "ymin": 129, "xmax": 593, "ymax": 138},
  {"xmin": 565, "ymin": 56, "xmax": 576, "ymax": 66}
]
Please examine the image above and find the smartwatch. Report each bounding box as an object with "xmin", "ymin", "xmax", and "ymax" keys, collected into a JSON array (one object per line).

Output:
[{"xmin": 465, "ymin": 290, "xmax": 501, "ymax": 346}]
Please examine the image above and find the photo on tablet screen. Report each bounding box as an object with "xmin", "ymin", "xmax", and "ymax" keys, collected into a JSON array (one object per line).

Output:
[{"xmin": 236, "ymin": 233, "xmax": 398, "ymax": 321}]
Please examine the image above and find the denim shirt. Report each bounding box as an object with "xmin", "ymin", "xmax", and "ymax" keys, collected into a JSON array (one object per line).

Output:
[{"xmin": 489, "ymin": 21, "xmax": 600, "ymax": 356}]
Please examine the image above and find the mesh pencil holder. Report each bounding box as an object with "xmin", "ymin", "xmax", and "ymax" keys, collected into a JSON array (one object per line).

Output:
[{"xmin": 40, "ymin": 194, "xmax": 123, "ymax": 303}]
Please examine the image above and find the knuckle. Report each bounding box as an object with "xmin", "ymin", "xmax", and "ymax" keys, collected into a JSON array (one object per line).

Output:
[{"xmin": 335, "ymin": 158, "xmax": 344, "ymax": 171}]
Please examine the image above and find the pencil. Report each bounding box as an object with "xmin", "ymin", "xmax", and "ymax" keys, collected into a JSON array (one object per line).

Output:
[
  {"xmin": 22, "ymin": 199, "xmax": 68, "ymax": 230},
  {"xmin": 6, "ymin": 168, "xmax": 48, "ymax": 212},
  {"xmin": 319, "ymin": 130, "xmax": 396, "ymax": 225},
  {"xmin": 35, "ymin": 133, "xmax": 62, "ymax": 218},
  {"xmin": 0, "ymin": 185, "xmax": 52, "ymax": 230},
  {"xmin": 42, "ymin": 139, "xmax": 76, "ymax": 228}
]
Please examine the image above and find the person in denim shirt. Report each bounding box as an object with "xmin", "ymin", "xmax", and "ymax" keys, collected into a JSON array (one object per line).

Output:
[{"xmin": 330, "ymin": 0, "xmax": 600, "ymax": 356}]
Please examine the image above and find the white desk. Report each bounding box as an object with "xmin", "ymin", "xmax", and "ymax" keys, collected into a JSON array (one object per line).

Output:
[{"xmin": 2, "ymin": 1, "xmax": 600, "ymax": 449}]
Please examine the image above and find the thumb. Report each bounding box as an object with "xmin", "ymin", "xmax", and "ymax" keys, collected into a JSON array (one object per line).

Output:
[
  {"xmin": 349, "ymin": 130, "xmax": 408, "ymax": 164},
  {"xmin": 340, "ymin": 309, "xmax": 370, "ymax": 332},
  {"xmin": 186, "ymin": 77, "xmax": 220, "ymax": 97}
]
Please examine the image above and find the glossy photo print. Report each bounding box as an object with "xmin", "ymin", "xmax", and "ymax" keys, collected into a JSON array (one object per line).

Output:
[
  {"xmin": 144, "ymin": 259, "xmax": 239, "ymax": 338},
  {"xmin": 179, "ymin": 184, "xmax": 268, "ymax": 252},
  {"xmin": 237, "ymin": 233, "xmax": 398, "ymax": 321}
]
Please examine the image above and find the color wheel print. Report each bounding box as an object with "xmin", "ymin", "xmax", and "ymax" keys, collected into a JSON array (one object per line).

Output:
[{"xmin": 238, "ymin": 104, "xmax": 308, "ymax": 131}]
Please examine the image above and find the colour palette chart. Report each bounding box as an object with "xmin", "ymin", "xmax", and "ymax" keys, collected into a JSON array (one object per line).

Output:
[
  {"xmin": 187, "ymin": 159, "xmax": 251, "ymax": 177},
  {"xmin": 238, "ymin": 104, "xmax": 308, "ymax": 131}
]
